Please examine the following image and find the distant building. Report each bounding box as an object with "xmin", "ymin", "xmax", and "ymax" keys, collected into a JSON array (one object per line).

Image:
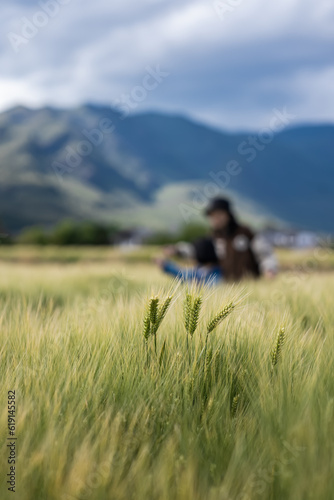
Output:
[
  {"xmin": 261, "ymin": 229, "xmax": 320, "ymax": 249},
  {"xmin": 113, "ymin": 226, "xmax": 324, "ymax": 250},
  {"xmin": 113, "ymin": 227, "xmax": 154, "ymax": 247}
]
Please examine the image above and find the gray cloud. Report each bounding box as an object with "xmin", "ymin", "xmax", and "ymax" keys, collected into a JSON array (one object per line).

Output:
[{"xmin": 1, "ymin": 0, "xmax": 334, "ymax": 130}]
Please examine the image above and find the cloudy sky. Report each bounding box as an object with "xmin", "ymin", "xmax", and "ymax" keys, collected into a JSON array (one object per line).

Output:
[{"xmin": 1, "ymin": 0, "xmax": 334, "ymax": 130}]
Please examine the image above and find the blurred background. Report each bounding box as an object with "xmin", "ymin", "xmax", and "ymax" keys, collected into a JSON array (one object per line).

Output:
[{"xmin": 0, "ymin": 0, "xmax": 333, "ymax": 249}]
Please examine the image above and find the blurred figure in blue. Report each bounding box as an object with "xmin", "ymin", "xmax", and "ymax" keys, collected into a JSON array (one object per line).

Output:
[{"xmin": 156, "ymin": 197, "xmax": 278, "ymax": 284}]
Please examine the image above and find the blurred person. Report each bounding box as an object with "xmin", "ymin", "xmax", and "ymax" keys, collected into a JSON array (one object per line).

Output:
[
  {"xmin": 156, "ymin": 237, "xmax": 223, "ymax": 285},
  {"xmin": 156, "ymin": 197, "xmax": 278, "ymax": 283}
]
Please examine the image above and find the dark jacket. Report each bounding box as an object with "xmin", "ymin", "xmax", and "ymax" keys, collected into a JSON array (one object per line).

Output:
[
  {"xmin": 212, "ymin": 225, "xmax": 261, "ymax": 281},
  {"xmin": 175, "ymin": 225, "xmax": 277, "ymax": 282}
]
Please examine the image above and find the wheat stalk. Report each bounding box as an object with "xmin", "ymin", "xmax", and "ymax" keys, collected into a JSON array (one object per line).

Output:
[
  {"xmin": 271, "ymin": 327, "xmax": 286, "ymax": 367},
  {"xmin": 142, "ymin": 296, "xmax": 159, "ymax": 340},
  {"xmin": 183, "ymin": 292, "xmax": 203, "ymax": 351},
  {"xmin": 184, "ymin": 293, "xmax": 192, "ymax": 334},
  {"xmin": 231, "ymin": 394, "xmax": 240, "ymax": 418},
  {"xmin": 149, "ymin": 296, "xmax": 159, "ymax": 328},
  {"xmin": 142, "ymin": 295, "xmax": 173, "ymax": 354},
  {"xmin": 156, "ymin": 296, "xmax": 173, "ymax": 330},
  {"xmin": 206, "ymin": 302, "xmax": 235, "ymax": 335},
  {"xmin": 143, "ymin": 314, "xmax": 151, "ymax": 342},
  {"xmin": 189, "ymin": 296, "xmax": 203, "ymax": 337},
  {"xmin": 204, "ymin": 346, "xmax": 213, "ymax": 379},
  {"xmin": 159, "ymin": 339, "xmax": 167, "ymax": 367}
]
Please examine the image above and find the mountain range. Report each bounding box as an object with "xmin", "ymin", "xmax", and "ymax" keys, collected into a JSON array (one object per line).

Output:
[{"xmin": 0, "ymin": 104, "xmax": 333, "ymax": 234}]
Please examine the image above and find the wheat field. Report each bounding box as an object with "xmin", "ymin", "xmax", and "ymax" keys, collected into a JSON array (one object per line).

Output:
[{"xmin": 0, "ymin": 248, "xmax": 334, "ymax": 500}]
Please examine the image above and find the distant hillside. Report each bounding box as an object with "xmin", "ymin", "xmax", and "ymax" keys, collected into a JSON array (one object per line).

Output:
[{"xmin": 0, "ymin": 104, "xmax": 333, "ymax": 233}]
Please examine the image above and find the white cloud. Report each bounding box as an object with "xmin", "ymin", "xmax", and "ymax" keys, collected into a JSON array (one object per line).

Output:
[{"xmin": 0, "ymin": 0, "xmax": 333, "ymax": 129}]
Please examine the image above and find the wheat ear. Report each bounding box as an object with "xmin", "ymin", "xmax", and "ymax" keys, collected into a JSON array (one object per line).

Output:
[
  {"xmin": 184, "ymin": 293, "xmax": 192, "ymax": 334},
  {"xmin": 189, "ymin": 296, "xmax": 203, "ymax": 337},
  {"xmin": 271, "ymin": 327, "xmax": 286, "ymax": 367},
  {"xmin": 156, "ymin": 295, "xmax": 173, "ymax": 330},
  {"xmin": 207, "ymin": 302, "xmax": 235, "ymax": 335},
  {"xmin": 231, "ymin": 394, "xmax": 240, "ymax": 418}
]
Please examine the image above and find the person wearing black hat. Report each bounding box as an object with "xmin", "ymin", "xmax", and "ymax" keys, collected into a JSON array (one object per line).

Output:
[
  {"xmin": 156, "ymin": 197, "xmax": 277, "ymax": 283},
  {"xmin": 204, "ymin": 197, "xmax": 278, "ymax": 281}
]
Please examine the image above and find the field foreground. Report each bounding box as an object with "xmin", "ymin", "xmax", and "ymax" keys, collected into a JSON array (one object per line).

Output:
[{"xmin": 0, "ymin": 252, "xmax": 334, "ymax": 500}]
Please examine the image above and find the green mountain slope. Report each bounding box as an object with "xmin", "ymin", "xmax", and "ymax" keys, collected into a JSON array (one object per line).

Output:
[{"xmin": 0, "ymin": 105, "xmax": 333, "ymax": 233}]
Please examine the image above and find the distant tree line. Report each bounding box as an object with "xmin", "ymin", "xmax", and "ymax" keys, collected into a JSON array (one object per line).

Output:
[
  {"xmin": 16, "ymin": 220, "xmax": 118, "ymax": 246},
  {"xmin": 0, "ymin": 220, "xmax": 209, "ymax": 246},
  {"xmin": 145, "ymin": 223, "xmax": 209, "ymax": 245}
]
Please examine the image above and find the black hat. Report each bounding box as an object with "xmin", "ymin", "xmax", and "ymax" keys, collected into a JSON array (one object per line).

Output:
[{"xmin": 204, "ymin": 197, "xmax": 231, "ymax": 216}]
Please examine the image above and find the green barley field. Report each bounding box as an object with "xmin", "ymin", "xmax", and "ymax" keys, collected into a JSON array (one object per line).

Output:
[{"xmin": 0, "ymin": 246, "xmax": 334, "ymax": 500}]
